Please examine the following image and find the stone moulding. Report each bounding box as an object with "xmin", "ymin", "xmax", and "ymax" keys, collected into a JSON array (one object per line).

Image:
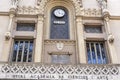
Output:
[{"xmin": 44, "ymin": 39, "xmax": 76, "ymax": 44}]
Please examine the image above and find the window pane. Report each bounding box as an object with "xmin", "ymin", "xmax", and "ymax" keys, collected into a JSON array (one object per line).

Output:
[
  {"xmin": 12, "ymin": 41, "xmax": 19, "ymax": 62},
  {"xmin": 23, "ymin": 41, "xmax": 28, "ymax": 62},
  {"xmin": 91, "ymin": 43, "xmax": 97, "ymax": 64},
  {"xmin": 96, "ymin": 43, "xmax": 102, "ymax": 64},
  {"xmin": 17, "ymin": 23, "xmax": 35, "ymax": 31},
  {"xmin": 100, "ymin": 43, "xmax": 107, "ymax": 64},
  {"xmin": 85, "ymin": 26, "xmax": 102, "ymax": 33},
  {"xmin": 86, "ymin": 43, "xmax": 92, "ymax": 64},
  {"xmin": 28, "ymin": 41, "xmax": 33, "ymax": 62}
]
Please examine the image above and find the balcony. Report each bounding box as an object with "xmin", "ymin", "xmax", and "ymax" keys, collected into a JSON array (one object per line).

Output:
[{"xmin": 0, "ymin": 63, "xmax": 119, "ymax": 80}]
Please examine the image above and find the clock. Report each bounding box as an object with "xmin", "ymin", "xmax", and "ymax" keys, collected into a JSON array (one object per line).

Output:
[{"xmin": 54, "ymin": 9, "xmax": 65, "ymax": 17}]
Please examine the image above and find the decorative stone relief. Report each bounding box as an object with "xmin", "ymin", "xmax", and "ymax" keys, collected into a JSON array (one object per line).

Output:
[
  {"xmin": 36, "ymin": 0, "xmax": 83, "ymax": 15},
  {"xmin": 11, "ymin": 0, "xmax": 19, "ymax": 9},
  {"xmin": 1, "ymin": 63, "xmax": 119, "ymax": 75},
  {"xmin": 5, "ymin": 32, "xmax": 11, "ymax": 40},
  {"xmin": 56, "ymin": 42, "xmax": 64, "ymax": 50},
  {"xmin": 96, "ymin": 0, "xmax": 109, "ymax": 17},
  {"xmin": 96, "ymin": 0, "xmax": 107, "ymax": 9},
  {"xmin": 44, "ymin": 40, "xmax": 75, "ymax": 44},
  {"xmin": 108, "ymin": 34, "xmax": 114, "ymax": 43},
  {"xmin": 84, "ymin": 8, "xmax": 102, "ymax": 17},
  {"xmin": 17, "ymin": 6, "xmax": 39, "ymax": 15}
]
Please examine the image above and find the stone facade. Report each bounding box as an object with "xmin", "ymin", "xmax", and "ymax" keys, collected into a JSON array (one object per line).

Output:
[{"xmin": 0, "ymin": 0, "xmax": 120, "ymax": 80}]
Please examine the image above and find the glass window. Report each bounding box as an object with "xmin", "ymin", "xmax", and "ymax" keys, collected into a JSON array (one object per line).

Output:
[
  {"xmin": 86, "ymin": 41, "xmax": 107, "ymax": 64},
  {"xmin": 85, "ymin": 25, "xmax": 102, "ymax": 33},
  {"xmin": 17, "ymin": 23, "xmax": 35, "ymax": 31},
  {"xmin": 12, "ymin": 40, "xmax": 34, "ymax": 62},
  {"xmin": 51, "ymin": 54, "xmax": 70, "ymax": 64}
]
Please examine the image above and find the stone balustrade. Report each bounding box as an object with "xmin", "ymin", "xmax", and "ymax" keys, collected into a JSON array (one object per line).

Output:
[{"xmin": 0, "ymin": 63, "xmax": 119, "ymax": 80}]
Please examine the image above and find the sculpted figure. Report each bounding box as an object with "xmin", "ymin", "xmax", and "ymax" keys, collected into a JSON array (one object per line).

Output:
[
  {"xmin": 97, "ymin": 0, "xmax": 107, "ymax": 9},
  {"xmin": 11, "ymin": 0, "xmax": 19, "ymax": 8}
]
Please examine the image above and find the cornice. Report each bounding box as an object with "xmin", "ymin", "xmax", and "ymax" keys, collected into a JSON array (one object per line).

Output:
[
  {"xmin": 110, "ymin": 16, "xmax": 120, "ymax": 20},
  {"xmin": 0, "ymin": 12, "xmax": 9, "ymax": 16}
]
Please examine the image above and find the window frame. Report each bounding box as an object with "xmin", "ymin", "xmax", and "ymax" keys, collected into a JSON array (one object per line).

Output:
[
  {"xmin": 84, "ymin": 25, "xmax": 103, "ymax": 33},
  {"xmin": 16, "ymin": 23, "xmax": 35, "ymax": 31},
  {"xmin": 85, "ymin": 40, "xmax": 110, "ymax": 64},
  {"xmin": 9, "ymin": 38, "xmax": 35, "ymax": 63}
]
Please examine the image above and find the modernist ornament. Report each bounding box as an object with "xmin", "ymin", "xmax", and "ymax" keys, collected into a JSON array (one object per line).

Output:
[
  {"xmin": 56, "ymin": 42, "xmax": 64, "ymax": 50},
  {"xmin": 54, "ymin": 9, "xmax": 65, "ymax": 17}
]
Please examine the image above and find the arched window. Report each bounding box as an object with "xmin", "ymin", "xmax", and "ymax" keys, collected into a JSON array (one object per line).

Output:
[{"xmin": 50, "ymin": 7, "xmax": 69, "ymax": 39}]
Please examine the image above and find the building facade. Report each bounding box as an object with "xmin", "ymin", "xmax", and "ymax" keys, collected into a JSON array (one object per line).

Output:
[{"xmin": 0, "ymin": 0, "xmax": 120, "ymax": 80}]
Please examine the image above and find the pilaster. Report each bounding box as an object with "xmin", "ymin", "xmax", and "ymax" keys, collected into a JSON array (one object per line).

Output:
[
  {"xmin": 103, "ymin": 12, "xmax": 118, "ymax": 64},
  {"xmin": 2, "ymin": 10, "xmax": 16, "ymax": 62},
  {"xmin": 34, "ymin": 14, "xmax": 44, "ymax": 62},
  {"xmin": 76, "ymin": 16, "xmax": 86, "ymax": 63}
]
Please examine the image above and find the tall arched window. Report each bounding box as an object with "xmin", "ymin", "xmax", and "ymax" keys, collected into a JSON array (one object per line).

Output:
[{"xmin": 50, "ymin": 7, "xmax": 69, "ymax": 39}]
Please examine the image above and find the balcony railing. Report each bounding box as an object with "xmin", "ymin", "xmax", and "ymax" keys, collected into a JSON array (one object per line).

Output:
[{"xmin": 0, "ymin": 63, "xmax": 119, "ymax": 80}]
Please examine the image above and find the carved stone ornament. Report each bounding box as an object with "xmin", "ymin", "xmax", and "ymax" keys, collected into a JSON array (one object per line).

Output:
[
  {"xmin": 36, "ymin": 0, "xmax": 83, "ymax": 15},
  {"xmin": 84, "ymin": 8, "xmax": 102, "ymax": 17},
  {"xmin": 108, "ymin": 34, "xmax": 114, "ymax": 43},
  {"xmin": 56, "ymin": 42, "xmax": 64, "ymax": 50},
  {"xmin": 17, "ymin": 6, "xmax": 39, "ymax": 15},
  {"xmin": 11, "ymin": 0, "xmax": 19, "ymax": 9},
  {"xmin": 96, "ymin": 0, "xmax": 107, "ymax": 9},
  {"xmin": 102, "ymin": 9, "xmax": 110, "ymax": 17},
  {"xmin": 5, "ymin": 32, "xmax": 11, "ymax": 40}
]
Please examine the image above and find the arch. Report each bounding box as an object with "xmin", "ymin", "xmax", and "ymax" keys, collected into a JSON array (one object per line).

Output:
[
  {"xmin": 50, "ymin": 6, "xmax": 69, "ymax": 39},
  {"xmin": 43, "ymin": 0, "xmax": 76, "ymax": 39},
  {"xmin": 37, "ymin": 0, "xmax": 83, "ymax": 16}
]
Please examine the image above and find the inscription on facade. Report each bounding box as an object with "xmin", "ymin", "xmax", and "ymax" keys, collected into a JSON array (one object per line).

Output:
[{"xmin": 4, "ymin": 74, "xmax": 111, "ymax": 80}]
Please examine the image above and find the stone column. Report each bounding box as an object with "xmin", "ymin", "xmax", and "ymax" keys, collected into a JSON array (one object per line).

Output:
[
  {"xmin": 2, "ymin": 9, "xmax": 16, "ymax": 61},
  {"xmin": 34, "ymin": 15, "xmax": 44, "ymax": 62},
  {"xmin": 76, "ymin": 16, "xmax": 86, "ymax": 63},
  {"xmin": 103, "ymin": 12, "xmax": 118, "ymax": 64}
]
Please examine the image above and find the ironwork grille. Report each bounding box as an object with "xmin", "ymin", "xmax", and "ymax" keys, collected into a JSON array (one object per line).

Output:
[
  {"xmin": 86, "ymin": 42, "xmax": 107, "ymax": 64},
  {"xmin": 12, "ymin": 40, "xmax": 34, "ymax": 62}
]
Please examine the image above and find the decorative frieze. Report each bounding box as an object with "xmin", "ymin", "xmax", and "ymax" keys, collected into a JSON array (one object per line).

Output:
[
  {"xmin": 17, "ymin": 6, "xmax": 102, "ymax": 17},
  {"xmin": 0, "ymin": 63, "xmax": 119, "ymax": 80},
  {"xmin": 84, "ymin": 8, "xmax": 102, "ymax": 17},
  {"xmin": 44, "ymin": 40, "xmax": 75, "ymax": 45},
  {"xmin": 15, "ymin": 0, "xmax": 102, "ymax": 17},
  {"xmin": 17, "ymin": 6, "xmax": 39, "ymax": 15}
]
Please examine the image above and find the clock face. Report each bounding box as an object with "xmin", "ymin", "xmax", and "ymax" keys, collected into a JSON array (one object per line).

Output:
[{"xmin": 54, "ymin": 9, "xmax": 65, "ymax": 17}]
